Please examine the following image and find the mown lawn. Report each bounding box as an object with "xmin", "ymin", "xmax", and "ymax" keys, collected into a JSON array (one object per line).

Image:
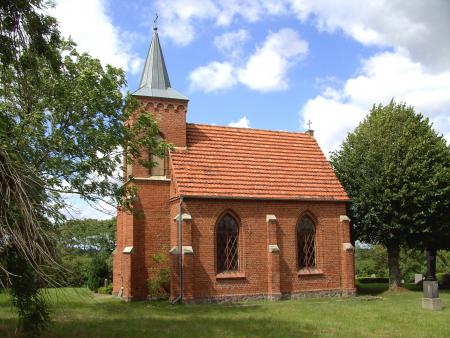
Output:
[{"xmin": 0, "ymin": 288, "xmax": 449, "ymax": 337}]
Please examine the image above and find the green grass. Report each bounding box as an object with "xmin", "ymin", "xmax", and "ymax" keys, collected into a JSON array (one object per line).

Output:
[{"xmin": 1, "ymin": 288, "xmax": 449, "ymax": 337}]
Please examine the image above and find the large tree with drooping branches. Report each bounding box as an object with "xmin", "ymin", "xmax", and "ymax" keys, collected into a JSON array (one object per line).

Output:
[{"xmin": 1, "ymin": 0, "xmax": 168, "ymax": 333}]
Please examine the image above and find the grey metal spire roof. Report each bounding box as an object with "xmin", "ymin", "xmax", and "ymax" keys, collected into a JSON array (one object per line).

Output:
[{"xmin": 133, "ymin": 28, "xmax": 188, "ymax": 101}]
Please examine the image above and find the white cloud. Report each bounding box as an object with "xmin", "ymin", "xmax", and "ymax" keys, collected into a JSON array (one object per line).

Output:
[
  {"xmin": 189, "ymin": 61, "xmax": 237, "ymax": 92},
  {"xmin": 156, "ymin": 0, "xmax": 450, "ymax": 73},
  {"xmin": 190, "ymin": 28, "xmax": 308, "ymax": 93},
  {"xmin": 155, "ymin": 0, "xmax": 219, "ymax": 46},
  {"xmin": 155, "ymin": 0, "xmax": 288, "ymax": 45},
  {"xmin": 214, "ymin": 29, "xmax": 250, "ymax": 59},
  {"xmin": 228, "ymin": 116, "xmax": 250, "ymax": 128},
  {"xmin": 53, "ymin": 0, "xmax": 143, "ymax": 74},
  {"xmin": 301, "ymin": 51, "xmax": 450, "ymax": 156},
  {"xmin": 238, "ymin": 28, "xmax": 308, "ymax": 92},
  {"xmin": 290, "ymin": 0, "xmax": 450, "ymax": 72}
]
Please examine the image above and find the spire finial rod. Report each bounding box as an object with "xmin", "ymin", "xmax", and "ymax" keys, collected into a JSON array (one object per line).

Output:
[
  {"xmin": 153, "ymin": 13, "xmax": 159, "ymax": 31},
  {"xmin": 307, "ymin": 119, "xmax": 312, "ymax": 130}
]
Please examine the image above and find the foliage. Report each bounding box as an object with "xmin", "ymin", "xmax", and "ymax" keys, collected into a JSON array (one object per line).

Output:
[
  {"xmin": 437, "ymin": 273, "xmax": 450, "ymax": 289},
  {"xmin": 148, "ymin": 253, "xmax": 170, "ymax": 298},
  {"xmin": 59, "ymin": 255, "xmax": 92, "ymax": 287},
  {"xmin": 356, "ymin": 243, "xmax": 449, "ymax": 283},
  {"xmin": 97, "ymin": 284, "xmax": 113, "ymax": 295},
  {"xmin": 87, "ymin": 255, "xmax": 110, "ymax": 292},
  {"xmin": 58, "ymin": 218, "xmax": 116, "ymax": 255},
  {"xmin": 5, "ymin": 248, "xmax": 50, "ymax": 334},
  {"xmin": 1, "ymin": 0, "xmax": 169, "ymax": 333},
  {"xmin": 0, "ymin": 0, "xmax": 169, "ymax": 279},
  {"xmin": 55, "ymin": 218, "xmax": 115, "ymax": 288},
  {"xmin": 356, "ymin": 277, "xmax": 390, "ymax": 284},
  {"xmin": 355, "ymin": 244, "xmax": 388, "ymax": 277},
  {"xmin": 331, "ymin": 100, "xmax": 450, "ymax": 287},
  {"xmin": 399, "ymin": 248, "xmax": 426, "ymax": 282}
]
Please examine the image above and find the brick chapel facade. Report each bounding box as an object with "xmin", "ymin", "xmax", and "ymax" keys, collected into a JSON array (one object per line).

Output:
[{"xmin": 113, "ymin": 27, "xmax": 356, "ymax": 302}]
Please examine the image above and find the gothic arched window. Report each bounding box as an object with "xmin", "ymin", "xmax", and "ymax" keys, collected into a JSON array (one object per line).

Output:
[
  {"xmin": 216, "ymin": 213, "xmax": 239, "ymax": 273},
  {"xmin": 297, "ymin": 215, "xmax": 316, "ymax": 269}
]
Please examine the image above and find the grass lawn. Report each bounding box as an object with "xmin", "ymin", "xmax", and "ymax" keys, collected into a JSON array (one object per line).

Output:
[{"xmin": 0, "ymin": 288, "xmax": 449, "ymax": 337}]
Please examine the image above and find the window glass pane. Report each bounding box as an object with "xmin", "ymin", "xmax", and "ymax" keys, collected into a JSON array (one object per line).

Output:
[
  {"xmin": 297, "ymin": 216, "xmax": 316, "ymax": 269},
  {"xmin": 217, "ymin": 214, "xmax": 239, "ymax": 273}
]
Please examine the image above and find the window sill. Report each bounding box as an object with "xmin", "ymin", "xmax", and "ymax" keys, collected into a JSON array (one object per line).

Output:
[
  {"xmin": 297, "ymin": 268, "xmax": 323, "ymax": 276},
  {"xmin": 216, "ymin": 272, "xmax": 246, "ymax": 280},
  {"xmin": 132, "ymin": 176, "xmax": 171, "ymax": 182}
]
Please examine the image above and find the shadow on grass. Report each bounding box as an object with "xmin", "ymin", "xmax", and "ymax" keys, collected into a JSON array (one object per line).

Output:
[{"xmin": 0, "ymin": 302, "xmax": 320, "ymax": 338}]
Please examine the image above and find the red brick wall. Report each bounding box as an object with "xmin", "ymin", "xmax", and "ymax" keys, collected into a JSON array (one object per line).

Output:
[
  {"xmin": 136, "ymin": 96, "xmax": 188, "ymax": 148},
  {"xmin": 169, "ymin": 198, "xmax": 354, "ymax": 300},
  {"xmin": 113, "ymin": 94, "xmax": 188, "ymax": 299},
  {"xmin": 116, "ymin": 193, "xmax": 355, "ymax": 300},
  {"xmin": 113, "ymin": 207, "xmax": 134, "ymax": 298}
]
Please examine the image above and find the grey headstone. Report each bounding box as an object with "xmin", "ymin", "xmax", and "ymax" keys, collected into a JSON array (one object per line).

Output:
[
  {"xmin": 415, "ymin": 274, "xmax": 423, "ymax": 284},
  {"xmin": 423, "ymin": 280, "xmax": 439, "ymax": 299}
]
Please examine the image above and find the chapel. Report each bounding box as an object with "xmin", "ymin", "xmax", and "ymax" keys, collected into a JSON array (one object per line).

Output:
[{"xmin": 112, "ymin": 26, "xmax": 355, "ymax": 302}]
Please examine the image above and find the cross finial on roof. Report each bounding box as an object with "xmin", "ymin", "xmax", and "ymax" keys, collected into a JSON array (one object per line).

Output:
[
  {"xmin": 307, "ymin": 120, "xmax": 312, "ymax": 130},
  {"xmin": 153, "ymin": 13, "xmax": 158, "ymax": 31}
]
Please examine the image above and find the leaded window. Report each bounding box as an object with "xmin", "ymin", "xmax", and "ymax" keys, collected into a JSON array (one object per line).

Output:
[
  {"xmin": 217, "ymin": 214, "xmax": 239, "ymax": 273},
  {"xmin": 297, "ymin": 215, "xmax": 316, "ymax": 269}
]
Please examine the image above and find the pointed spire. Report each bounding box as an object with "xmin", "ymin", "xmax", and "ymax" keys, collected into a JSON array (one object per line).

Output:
[
  {"xmin": 133, "ymin": 18, "xmax": 188, "ymax": 101},
  {"xmin": 138, "ymin": 28, "xmax": 171, "ymax": 90}
]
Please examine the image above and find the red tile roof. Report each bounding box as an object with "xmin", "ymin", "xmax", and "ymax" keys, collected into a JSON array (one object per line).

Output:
[{"xmin": 170, "ymin": 124, "xmax": 349, "ymax": 201}]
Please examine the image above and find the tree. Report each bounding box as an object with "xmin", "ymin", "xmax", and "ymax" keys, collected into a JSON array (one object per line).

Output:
[
  {"xmin": 57, "ymin": 218, "xmax": 116, "ymax": 287},
  {"xmin": 1, "ymin": 0, "xmax": 168, "ymax": 332},
  {"xmin": 58, "ymin": 218, "xmax": 116, "ymax": 255},
  {"xmin": 330, "ymin": 100, "xmax": 450, "ymax": 289},
  {"xmin": 355, "ymin": 244, "xmax": 388, "ymax": 278}
]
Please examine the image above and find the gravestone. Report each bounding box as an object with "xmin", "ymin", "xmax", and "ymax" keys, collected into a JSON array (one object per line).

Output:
[
  {"xmin": 422, "ymin": 281, "xmax": 442, "ymax": 310},
  {"xmin": 422, "ymin": 249, "xmax": 442, "ymax": 311},
  {"xmin": 414, "ymin": 274, "xmax": 423, "ymax": 284}
]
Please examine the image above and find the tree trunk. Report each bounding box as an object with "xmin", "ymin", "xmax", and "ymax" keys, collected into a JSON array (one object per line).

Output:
[{"xmin": 387, "ymin": 242, "xmax": 401, "ymax": 289}]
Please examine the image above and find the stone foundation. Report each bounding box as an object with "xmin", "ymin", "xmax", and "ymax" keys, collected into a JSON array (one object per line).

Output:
[{"xmin": 174, "ymin": 289, "xmax": 354, "ymax": 304}]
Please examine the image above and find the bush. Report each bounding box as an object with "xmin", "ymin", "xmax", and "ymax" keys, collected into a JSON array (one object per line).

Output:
[
  {"xmin": 356, "ymin": 277, "xmax": 389, "ymax": 284},
  {"xmin": 148, "ymin": 252, "xmax": 170, "ymax": 298},
  {"xmin": 97, "ymin": 283, "xmax": 113, "ymax": 295},
  {"xmin": 61, "ymin": 255, "xmax": 91, "ymax": 287},
  {"xmin": 148, "ymin": 269, "xmax": 170, "ymax": 298},
  {"xmin": 87, "ymin": 255, "xmax": 109, "ymax": 292},
  {"xmin": 437, "ymin": 273, "xmax": 450, "ymax": 289}
]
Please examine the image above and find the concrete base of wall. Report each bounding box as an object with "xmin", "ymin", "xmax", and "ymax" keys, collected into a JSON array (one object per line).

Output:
[
  {"xmin": 281, "ymin": 289, "xmax": 349, "ymax": 300},
  {"xmin": 169, "ymin": 289, "xmax": 354, "ymax": 304}
]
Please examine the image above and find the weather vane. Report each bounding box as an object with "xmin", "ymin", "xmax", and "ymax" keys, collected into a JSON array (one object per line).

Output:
[
  {"xmin": 307, "ymin": 119, "xmax": 312, "ymax": 130},
  {"xmin": 153, "ymin": 13, "xmax": 159, "ymax": 31}
]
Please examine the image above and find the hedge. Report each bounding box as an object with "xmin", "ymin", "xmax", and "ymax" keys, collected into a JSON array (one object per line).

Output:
[{"xmin": 356, "ymin": 277, "xmax": 389, "ymax": 284}]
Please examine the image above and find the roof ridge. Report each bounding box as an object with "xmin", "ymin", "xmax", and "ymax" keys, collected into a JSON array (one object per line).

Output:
[{"xmin": 187, "ymin": 122, "xmax": 311, "ymax": 136}]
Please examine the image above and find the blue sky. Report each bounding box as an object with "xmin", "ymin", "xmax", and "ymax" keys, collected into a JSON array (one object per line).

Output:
[{"xmin": 51, "ymin": 0, "xmax": 450, "ymax": 219}]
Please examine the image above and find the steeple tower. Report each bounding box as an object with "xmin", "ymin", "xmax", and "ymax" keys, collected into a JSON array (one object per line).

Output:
[{"xmin": 132, "ymin": 22, "xmax": 188, "ymax": 149}]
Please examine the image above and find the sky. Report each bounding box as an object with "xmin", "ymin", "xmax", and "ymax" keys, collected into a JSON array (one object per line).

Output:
[{"xmin": 51, "ymin": 0, "xmax": 450, "ymax": 219}]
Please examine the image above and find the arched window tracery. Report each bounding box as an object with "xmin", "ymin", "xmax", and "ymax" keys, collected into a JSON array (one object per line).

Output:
[
  {"xmin": 216, "ymin": 213, "xmax": 239, "ymax": 273},
  {"xmin": 297, "ymin": 215, "xmax": 316, "ymax": 269}
]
